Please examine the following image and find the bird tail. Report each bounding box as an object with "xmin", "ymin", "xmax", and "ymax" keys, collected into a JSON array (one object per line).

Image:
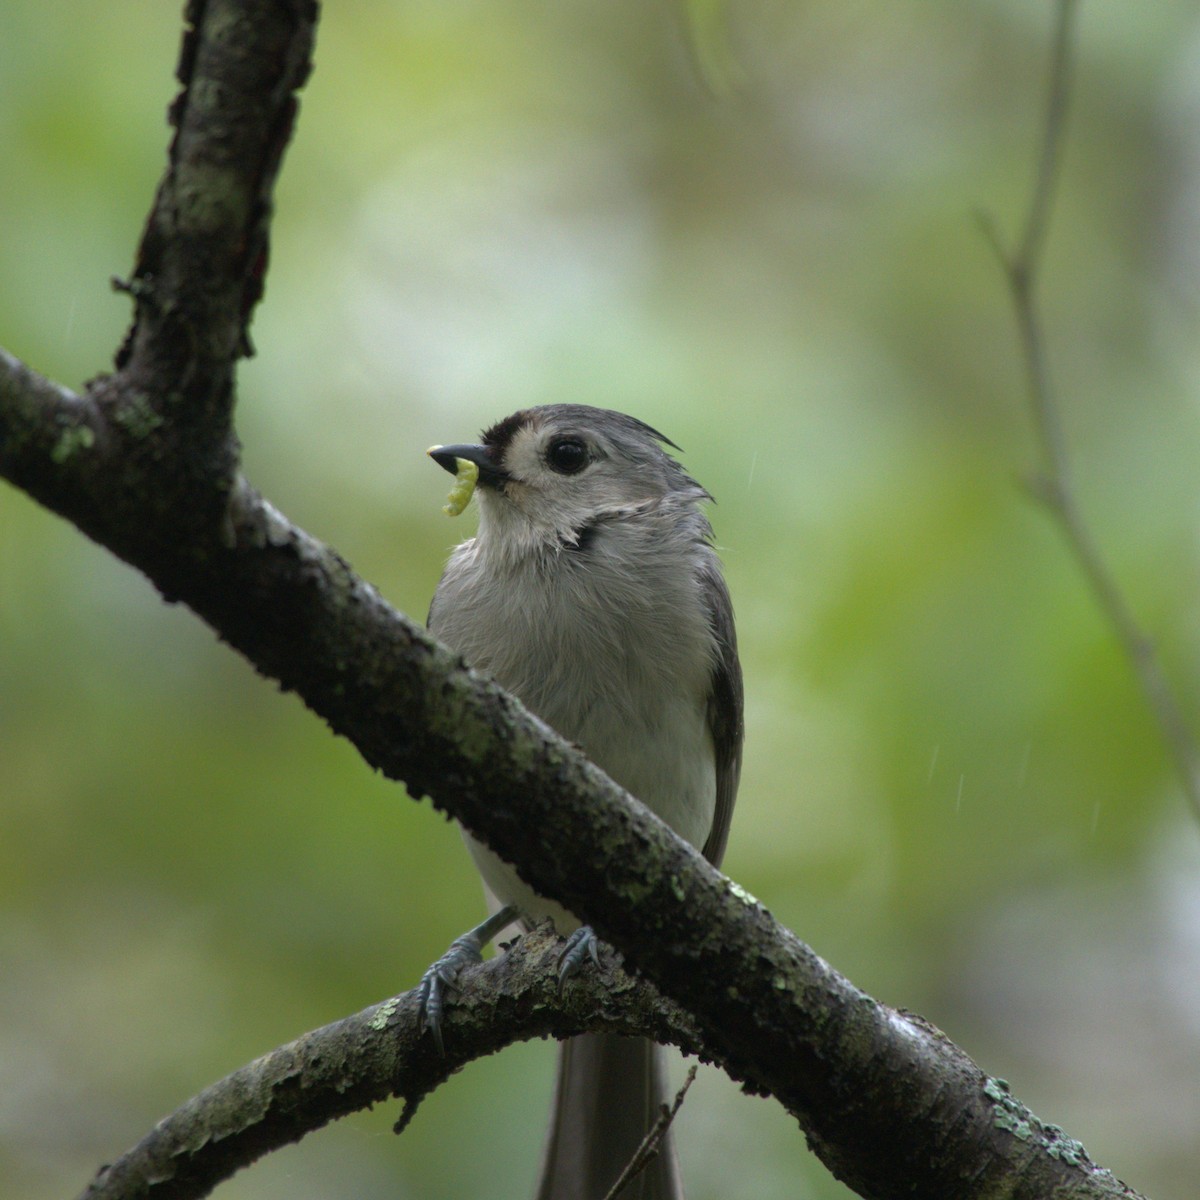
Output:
[{"xmin": 534, "ymin": 1033, "xmax": 684, "ymax": 1200}]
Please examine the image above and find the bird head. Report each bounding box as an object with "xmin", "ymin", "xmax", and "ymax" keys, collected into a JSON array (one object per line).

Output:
[{"xmin": 429, "ymin": 404, "xmax": 707, "ymax": 553}]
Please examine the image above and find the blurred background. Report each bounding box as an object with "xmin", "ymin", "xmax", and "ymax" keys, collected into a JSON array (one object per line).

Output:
[{"xmin": 4, "ymin": 1, "xmax": 1200, "ymax": 1197}]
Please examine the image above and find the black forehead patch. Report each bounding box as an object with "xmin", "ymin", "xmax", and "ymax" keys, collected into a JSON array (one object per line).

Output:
[{"xmin": 481, "ymin": 409, "xmax": 533, "ymax": 453}]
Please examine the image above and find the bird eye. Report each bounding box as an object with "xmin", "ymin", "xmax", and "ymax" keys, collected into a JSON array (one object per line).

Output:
[{"xmin": 545, "ymin": 436, "xmax": 588, "ymax": 475}]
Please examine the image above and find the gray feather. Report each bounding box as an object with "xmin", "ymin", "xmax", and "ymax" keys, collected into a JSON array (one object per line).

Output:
[{"xmin": 698, "ymin": 558, "xmax": 743, "ymax": 868}]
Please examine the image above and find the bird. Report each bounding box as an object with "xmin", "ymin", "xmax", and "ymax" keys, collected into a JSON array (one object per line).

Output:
[{"xmin": 423, "ymin": 403, "xmax": 743, "ymax": 1200}]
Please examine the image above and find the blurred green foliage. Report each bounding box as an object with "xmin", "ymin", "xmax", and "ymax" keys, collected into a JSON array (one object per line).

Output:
[{"xmin": 4, "ymin": 2, "xmax": 1200, "ymax": 1198}]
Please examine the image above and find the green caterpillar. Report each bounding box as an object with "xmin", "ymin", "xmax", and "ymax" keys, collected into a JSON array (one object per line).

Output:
[{"xmin": 438, "ymin": 455, "xmax": 479, "ymax": 516}]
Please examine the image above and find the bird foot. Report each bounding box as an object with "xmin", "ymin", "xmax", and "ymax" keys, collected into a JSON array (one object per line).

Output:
[
  {"xmin": 558, "ymin": 924, "xmax": 603, "ymax": 989},
  {"xmin": 418, "ymin": 904, "xmax": 519, "ymax": 1055}
]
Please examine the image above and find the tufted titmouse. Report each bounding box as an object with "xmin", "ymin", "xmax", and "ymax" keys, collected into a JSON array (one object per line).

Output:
[{"xmin": 424, "ymin": 404, "xmax": 743, "ymax": 1200}]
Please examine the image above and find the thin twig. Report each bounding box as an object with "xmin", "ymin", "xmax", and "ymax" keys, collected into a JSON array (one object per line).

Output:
[
  {"xmin": 1016, "ymin": 0, "xmax": 1078, "ymax": 488},
  {"xmin": 602, "ymin": 1066, "xmax": 699, "ymax": 1200},
  {"xmin": 983, "ymin": 0, "xmax": 1200, "ymax": 821}
]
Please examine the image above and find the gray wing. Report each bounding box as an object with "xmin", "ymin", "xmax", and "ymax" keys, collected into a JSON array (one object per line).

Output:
[{"xmin": 698, "ymin": 558, "xmax": 743, "ymax": 868}]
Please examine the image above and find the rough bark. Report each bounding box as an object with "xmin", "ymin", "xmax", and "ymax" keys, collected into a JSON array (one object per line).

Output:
[
  {"xmin": 0, "ymin": 3, "xmax": 1148, "ymax": 1199},
  {"xmin": 79, "ymin": 926, "xmax": 706, "ymax": 1200}
]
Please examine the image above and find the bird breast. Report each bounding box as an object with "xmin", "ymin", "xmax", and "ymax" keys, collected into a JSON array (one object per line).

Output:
[{"xmin": 431, "ymin": 528, "xmax": 718, "ymax": 851}]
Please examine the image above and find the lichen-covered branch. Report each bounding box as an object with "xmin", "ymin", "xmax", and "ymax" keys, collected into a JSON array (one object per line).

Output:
[
  {"xmin": 0, "ymin": 3, "xmax": 1151, "ymax": 1199},
  {"xmin": 77, "ymin": 926, "xmax": 706, "ymax": 1200},
  {"xmin": 3, "ymin": 0, "xmax": 318, "ymax": 586},
  {"xmin": 115, "ymin": 0, "xmax": 316, "ymax": 433}
]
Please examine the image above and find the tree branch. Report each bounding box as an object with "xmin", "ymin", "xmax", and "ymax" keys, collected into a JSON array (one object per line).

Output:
[
  {"xmin": 116, "ymin": 0, "xmax": 315, "ymax": 421},
  {"xmin": 981, "ymin": 0, "xmax": 1200, "ymax": 821},
  {"xmin": 0, "ymin": 3, "xmax": 1150, "ymax": 1199},
  {"xmin": 4, "ymin": 0, "xmax": 318, "ymax": 588},
  {"xmin": 77, "ymin": 926, "xmax": 706, "ymax": 1200}
]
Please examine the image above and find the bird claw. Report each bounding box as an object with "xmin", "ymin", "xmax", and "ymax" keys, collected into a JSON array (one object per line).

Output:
[
  {"xmin": 418, "ymin": 905, "xmax": 520, "ymax": 1056},
  {"xmin": 558, "ymin": 924, "xmax": 602, "ymax": 989},
  {"xmin": 417, "ymin": 941, "xmax": 476, "ymax": 1056}
]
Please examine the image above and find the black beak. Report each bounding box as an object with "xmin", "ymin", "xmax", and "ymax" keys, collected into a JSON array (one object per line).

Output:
[{"xmin": 427, "ymin": 443, "xmax": 508, "ymax": 488}]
